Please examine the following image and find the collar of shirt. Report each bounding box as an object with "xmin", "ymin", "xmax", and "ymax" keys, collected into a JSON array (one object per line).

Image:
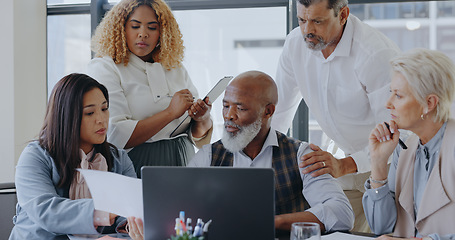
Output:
[
  {"xmin": 311, "ymin": 14, "xmax": 354, "ymax": 61},
  {"xmin": 234, "ymin": 128, "xmax": 278, "ymax": 167},
  {"xmin": 417, "ymin": 121, "xmax": 447, "ymax": 173},
  {"xmin": 128, "ymin": 53, "xmax": 170, "ymax": 103}
]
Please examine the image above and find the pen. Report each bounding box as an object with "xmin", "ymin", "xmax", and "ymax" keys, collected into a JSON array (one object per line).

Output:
[
  {"xmin": 384, "ymin": 122, "xmax": 407, "ymax": 149},
  {"xmin": 167, "ymin": 94, "xmax": 195, "ymax": 100},
  {"xmin": 203, "ymin": 219, "xmax": 212, "ymax": 233},
  {"xmin": 203, "ymin": 219, "xmax": 212, "ymax": 239}
]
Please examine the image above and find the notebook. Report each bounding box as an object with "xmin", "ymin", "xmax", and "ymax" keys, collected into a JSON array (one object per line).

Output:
[{"xmin": 141, "ymin": 166, "xmax": 275, "ymax": 240}]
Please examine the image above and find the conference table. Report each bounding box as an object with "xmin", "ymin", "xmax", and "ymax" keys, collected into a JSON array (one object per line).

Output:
[
  {"xmin": 69, "ymin": 231, "xmax": 377, "ymax": 240},
  {"xmin": 276, "ymin": 230, "xmax": 377, "ymax": 240},
  {"xmin": 68, "ymin": 233, "xmax": 131, "ymax": 240}
]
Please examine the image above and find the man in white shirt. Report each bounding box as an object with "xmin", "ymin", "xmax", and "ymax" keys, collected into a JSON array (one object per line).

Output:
[
  {"xmin": 271, "ymin": 0, "xmax": 400, "ymax": 232},
  {"xmin": 188, "ymin": 70, "xmax": 354, "ymax": 233}
]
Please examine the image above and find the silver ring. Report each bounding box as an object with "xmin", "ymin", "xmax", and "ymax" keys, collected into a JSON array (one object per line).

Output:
[
  {"xmin": 194, "ymin": 111, "xmax": 198, "ymax": 115},
  {"xmin": 322, "ymin": 161, "xmax": 326, "ymax": 167}
]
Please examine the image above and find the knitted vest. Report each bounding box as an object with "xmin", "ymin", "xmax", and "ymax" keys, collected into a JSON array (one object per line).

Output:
[{"xmin": 211, "ymin": 131, "xmax": 309, "ymax": 215}]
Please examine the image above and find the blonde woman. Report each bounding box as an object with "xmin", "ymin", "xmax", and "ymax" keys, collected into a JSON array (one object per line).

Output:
[
  {"xmin": 87, "ymin": 0, "xmax": 212, "ymax": 177},
  {"xmin": 363, "ymin": 48, "xmax": 455, "ymax": 240}
]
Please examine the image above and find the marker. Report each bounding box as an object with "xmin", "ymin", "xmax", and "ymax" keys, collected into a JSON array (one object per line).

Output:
[
  {"xmin": 384, "ymin": 122, "xmax": 407, "ymax": 149},
  {"xmin": 175, "ymin": 218, "xmax": 181, "ymax": 236},
  {"xmin": 186, "ymin": 218, "xmax": 193, "ymax": 235},
  {"xmin": 193, "ymin": 218, "xmax": 204, "ymax": 237},
  {"xmin": 179, "ymin": 219, "xmax": 187, "ymax": 233},
  {"xmin": 179, "ymin": 211, "xmax": 185, "ymax": 222}
]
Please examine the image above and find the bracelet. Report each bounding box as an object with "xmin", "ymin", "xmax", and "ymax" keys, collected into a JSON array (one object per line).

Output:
[{"xmin": 369, "ymin": 175, "xmax": 388, "ymax": 185}]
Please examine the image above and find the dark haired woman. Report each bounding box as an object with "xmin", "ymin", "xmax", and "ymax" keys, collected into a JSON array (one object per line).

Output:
[{"xmin": 9, "ymin": 73, "xmax": 136, "ymax": 239}]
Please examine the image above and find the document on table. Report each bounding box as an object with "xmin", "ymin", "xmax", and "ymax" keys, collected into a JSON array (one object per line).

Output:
[
  {"xmin": 78, "ymin": 169, "xmax": 143, "ymax": 219},
  {"xmin": 322, "ymin": 232, "xmax": 375, "ymax": 240}
]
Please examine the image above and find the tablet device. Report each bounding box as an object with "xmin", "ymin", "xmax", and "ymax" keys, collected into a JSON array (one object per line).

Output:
[{"xmin": 169, "ymin": 76, "xmax": 233, "ymax": 137}]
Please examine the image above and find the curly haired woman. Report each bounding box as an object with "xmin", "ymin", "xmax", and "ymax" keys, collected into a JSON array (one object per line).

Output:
[{"xmin": 87, "ymin": 0, "xmax": 213, "ymax": 177}]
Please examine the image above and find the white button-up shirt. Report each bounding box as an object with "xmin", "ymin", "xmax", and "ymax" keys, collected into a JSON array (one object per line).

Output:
[
  {"xmin": 87, "ymin": 54, "xmax": 199, "ymax": 149},
  {"xmin": 272, "ymin": 15, "xmax": 400, "ymax": 189}
]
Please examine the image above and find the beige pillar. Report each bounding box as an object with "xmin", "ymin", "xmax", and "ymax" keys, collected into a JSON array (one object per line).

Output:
[{"xmin": 0, "ymin": 0, "xmax": 47, "ymax": 183}]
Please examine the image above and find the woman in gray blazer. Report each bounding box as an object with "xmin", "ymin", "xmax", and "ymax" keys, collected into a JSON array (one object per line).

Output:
[{"xmin": 9, "ymin": 73, "xmax": 136, "ymax": 239}]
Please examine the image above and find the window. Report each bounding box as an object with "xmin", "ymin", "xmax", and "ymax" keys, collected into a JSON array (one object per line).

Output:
[
  {"xmin": 173, "ymin": 6, "xmax": 287, "ymax": 141},
  {"xmin": 47, "ymin": 14, "xmax": 91, "ymax": 98},
  {"xmin": 49, "ymin": 0, "xmax": 90, "ymax": 3},
  {"xmin": 47, "ymin": 0, "xmax": 455, "ymax": 150},
  {"xmin": 308, "ymin": 1, "xmax": 455, "ymax": 155}
]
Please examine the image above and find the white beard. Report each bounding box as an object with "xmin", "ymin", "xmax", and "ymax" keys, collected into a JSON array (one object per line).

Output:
[
  {"xmin": 304, "ymin": 33, "xmax": 329, "ymax": 51},
  {"xmin": 221, "ymin": 118, "xmax": 262, "ymax": 153}
]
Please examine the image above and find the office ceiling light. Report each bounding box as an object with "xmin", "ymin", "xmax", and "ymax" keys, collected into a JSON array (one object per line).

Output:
[{"xmin": 406, "ymin": 21, "xmax": 421, "ymax": 31}]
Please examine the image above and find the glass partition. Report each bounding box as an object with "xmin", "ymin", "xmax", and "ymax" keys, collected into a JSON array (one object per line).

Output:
[
  {"xmin": 174, "ymin": 7, "xmax": 287, "ymax": 141},
  {"xmin": 46, "ymin": 0, "xmax": 455, "ymax": 148},
  {"xmin": 309, "ymin": 1, "xmax": 455, "ymax": 154},
  {"xmin": 47, "ymin": 14, "xmax": 91, "ymax": 98}
]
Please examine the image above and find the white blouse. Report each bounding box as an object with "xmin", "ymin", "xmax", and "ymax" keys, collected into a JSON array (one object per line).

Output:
[{"xmin": 87, "ymin": 54, "xmax": 199, "ymax": 149}]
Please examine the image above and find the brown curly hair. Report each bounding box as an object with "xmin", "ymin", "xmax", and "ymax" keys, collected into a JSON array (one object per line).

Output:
[{"xmin": 91, "ymin": 0, "xmax": 184, "ymax": 70}]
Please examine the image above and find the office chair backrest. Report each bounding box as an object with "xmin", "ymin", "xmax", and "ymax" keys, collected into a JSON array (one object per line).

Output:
[{"xmin": 0, "ymin": 182, "xmax": 17, "ymax": 237}]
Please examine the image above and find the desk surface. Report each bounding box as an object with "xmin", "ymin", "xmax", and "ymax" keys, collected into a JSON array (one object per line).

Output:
[
  {"xmin": 276, "ymin": 230, "xmax": 376, "ymax": 240},
  {"xmin": 68, "ymin": 233, "xmax": 131, "ymax": 240},
  {"xmin": 69, "ymin": 231, "xmax": 376, "ymax": 240}
]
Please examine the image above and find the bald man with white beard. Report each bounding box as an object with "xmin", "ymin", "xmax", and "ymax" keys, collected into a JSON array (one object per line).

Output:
[{"xmin": 188, "ymin": 70, "xmax": 354, "ymax": 233}]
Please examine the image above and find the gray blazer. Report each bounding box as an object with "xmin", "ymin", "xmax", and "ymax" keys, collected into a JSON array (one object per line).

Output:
[{"xmin": 9, "ymin": 141, "xmax": 136, "ymax": 240}]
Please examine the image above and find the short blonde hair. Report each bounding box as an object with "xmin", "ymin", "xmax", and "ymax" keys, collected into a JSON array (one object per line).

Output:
[
  {"xmin": 390, "ymin": 48, "xmax": 455, "ymax": 122},
  {"xmin": 91, "ymin": 0, "xmax": 184, "ymax": 70}
]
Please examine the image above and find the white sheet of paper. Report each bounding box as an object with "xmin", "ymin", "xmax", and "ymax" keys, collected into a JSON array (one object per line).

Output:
[
  {"xmin": 322, "ymin": 232, "xmax": 374, "ymax": 240},
  {"xmin": 79, "ymin": 169, "xmax": 143, "ymax": 219}
]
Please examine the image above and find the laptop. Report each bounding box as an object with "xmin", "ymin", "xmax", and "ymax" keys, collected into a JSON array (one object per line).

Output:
[{"xmin": 141, "ymin": 167, "xmax": 275, "ymax": 240}]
